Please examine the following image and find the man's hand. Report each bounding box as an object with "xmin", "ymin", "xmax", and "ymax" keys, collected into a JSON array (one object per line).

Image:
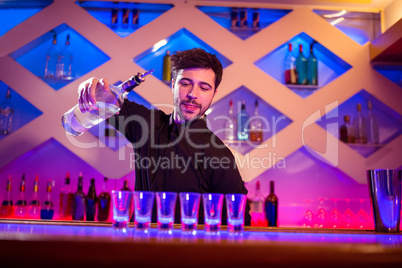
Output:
[{"xmin": 78, "ymin": 77, "xmax": 110, "ymax": 113}]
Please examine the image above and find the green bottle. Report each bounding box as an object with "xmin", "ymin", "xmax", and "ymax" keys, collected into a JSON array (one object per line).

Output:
[
  {"xmin": 307, "ymin": 43, "xmax": 318, "ymax": 85},
  {"xmin": 295, "ymin": 44, "xmax": 307, "ymax": 85}
]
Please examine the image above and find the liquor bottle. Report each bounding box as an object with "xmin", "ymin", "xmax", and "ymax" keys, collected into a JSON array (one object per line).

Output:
[
  {"xmin": 0, "ymin": 88, "xmax": 14, "ymax": 135},
  {"xmin": 72, "ymin": 173, "xmax": 86, "ymax": 221},
  {"xmin": 15, "ymin": 174, "xmax": 27, "ymax": 218},
  {"xmin": 132, "ymin": 9, "xmax": 140, "ymax": 26},
  {"xmin": 339, "ymin": 115, "xmax": 355, "ymax": 143},
  {"xmin": 122, "ymin": 8, "xmax": 129, "ymax": 28},
  {"xmin": 249, "ymin": 99, "xmax": 263, "ymax": 143},
  {"xmin": 353, "ymin": 103, "xmax": 367, "ymax": 144},
  {"xmin": 265, "ymin": 181, "xmax": 278, "ymax": 227},
  {"xmin": 62, "ymin": 70, "xmax": 153, "ymax": 137},
  {"xmin": 40, "ymin": 180, "xmax": 54, "ymax": 220},
  {"xmin": 44, "ymin": 32, "xmax": 59, "ymax": 78},
  {"xmin": 111, "ymin": 8, "xmax": 118, "ymax": 28},
  {"xmin": 56, "ymin": 34, "xmax": 73, "ymax": 80},
  {"xmin": 252, "ymin": 9, "xmax": 260, "ymax": 31},
  {"xmin": 162, "ymin": 50, "xmax": 171, "ymax": 84},
  {"xmin": 28, "ymin": 175, "xmax": 40, "ymax": 219},
  {"xmin": 366, "ymin": 100, "xmax": 379, "ymax": 144},
  {"xmin": 284, "ymin": 43, "xmax": 297, "ymax": 84},
  {"xmin": 0, "ymin": 175, "xmax": 14, "ymax": 218},
  {"xmin": 237, "ymin": 100, "xmax": 249, "ymax": 141},
  {"xmin": 249, "ymin": 181, "xmax": 264, "ymax": 213},
  {"xmin": 86, "ymin": 178, "xmax": 97, "ymax": 221},
  {"xmin": 224, "ymin": 99, "xmax": 236, "ymax": 141},
  {"xmin": 97, "ymin": 177, "xmax": 111, "ymax": 222},
  {"xmin": 59, "ymin": 172, "xmax": 73, "ymax": 220},
  {"xmin": 296, "ymin": 44, "xmax": 307, "ymax": 85},
  {"xmin": 306, "ymin": 43, "xmax": 318, "ymax": 85}
]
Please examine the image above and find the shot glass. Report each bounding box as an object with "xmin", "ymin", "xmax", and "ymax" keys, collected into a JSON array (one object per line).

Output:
[
  {"xmin": 179, "ymin": 192, "xmax": 201, "ymax": 232},
  {"xmin": 225, "ymin": 193, "xmax": 247, "ymax": 232},
  {"xmin": 156, "ymin": 192, "xmax": 177, "ymax": 232},
  {"xmin": 202, "ymin": 193, "xmax": 224, "ymax": 233},
  {"xmin": 133, "ymin": 191, "xmax": 155, "ymax": 231},
  {"xmin": 111, "ymin": 190, "xmax": 132, "ymax": 229}
]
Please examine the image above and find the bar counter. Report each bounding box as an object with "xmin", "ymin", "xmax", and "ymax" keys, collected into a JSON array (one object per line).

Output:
[{"xmin": 0, "ymin": 219, "xmax": 401, "ymax": 267}]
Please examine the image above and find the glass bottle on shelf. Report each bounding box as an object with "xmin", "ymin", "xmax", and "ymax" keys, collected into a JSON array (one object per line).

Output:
[
  {"xmin": 72, "ymin": 173, "xmax": 86, "ymax": 221},
  {"xmin": 296, "ymin": 44, "xmax": 307, "ymax": 85},
  {"xmin": 224, "ymin": 99, "xmax": 236, "ymax": 141},
  {"xmin": 366, "ymin": 100, "xmax": 379, "ymax": 144},
  {"xmin": 237, "ymin": 100, "xmax": 249, "ymax": 141},
  {"xmin": 265, "ymin": 181, "xmax": 278, "ymax": 227},
  {"xmin": 40, "ymin": 180, "xmax": 54, "ymax": 220},
  {"xmin": 248, "ymin": 181, "xmax": 265, "ymax": 226},
  {"xmin": 162, "ymin": 50, "xmax": 171, "ymax": 84},
  {"xmin": 15, "ymin": 174, "xmax": 27, "ymax": 218},
  {"xmin": 56, "ymin": 34, "xmax": 73, "ymax": 80},
  {"xmin": 28, "ymin": 175, "xmax": 40, "ymax": 219},
  {"xmin": 62, "ymin": 70, "xmax": 153, "ymax": 137},
  {"xmin": 86, "ymin": 178, "xmax": 97, "ymax": 221},
  {"xmin": 284, "ymin": 43, "xmax": 297, "ymax": 85},
  {"xmin": 339, "ymin": 115, "xmax": 355, "ymax": 143},
  {"xmin": 44, "ymin": 32, "xmax": 59, "ymax": 78},
  {"xmin": 59, "ymin": 172, "xmax": 73, "ymax": 221},
  {"xmin": 353, "ymin": 103, "xmax": 367, "ymax": 144},
  {"xmin": 0, "ymin": 88, "xmax": 14, "ymax": 135},
  {"xmin": 249, "ymin": 99, "xmax": 263, "ymax": 143},
  {"xmin": 0, "ymin": 175, "xmax": 14, "ymax": 218},
  {"xmin": 306, "ymin": 42, "xmax": 318, "ymax": 86},
  {"xmin": 97, "ymin": 177, "xmax": 111, "ymax": 222}
]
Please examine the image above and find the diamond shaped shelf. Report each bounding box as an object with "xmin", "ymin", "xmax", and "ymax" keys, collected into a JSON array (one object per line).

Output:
[
  {"xmin": 372, "ymin": 67, "xmax": 402, "ymax": 88},
  {"xmin": 207, "ymin": 86, "xmax": 292, "ymax": 155},
  {"xmin": 88, "ymin": 86, "xmax": 153, "ymax": 151},
  {"xmin": 0, "ymin": 0, "xmax": 53, "ymax": 37},
  {"xmin": 133, "ymin": 28, "xmax": 233, "ymax": 83},
  {"xmin": 197, "ymin": 6, "xmax": 291, "ymax": 40},
  {"xmin": 316, "ymin": 89, "xmax": 402, "ymax": 158},
  {"xmin": 255, "ymin": 32, "xmax": 352, "ymax": 99},
  {"xmin": 247, "ymin": 146, "xmax": 371, "ymax": 227},
  {"xmin": 9, "ymin": 23, "xmax": 110, "ymax": 90},
  {"xmin": 77, "ymin": 1, "xmax": 173, "ymax": 38},
  {"xmin": 0, "ymin": 81, "xmax": 42, "ymax": 141},
  {"xmin": 313, "ymin": 9, "xmax": 381, "ymax": 46}
]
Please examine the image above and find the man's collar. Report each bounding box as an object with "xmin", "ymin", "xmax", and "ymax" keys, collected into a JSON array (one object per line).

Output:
[{"xmin": 169, "ymin": 114, "xmax": 207, "ymax": 129}]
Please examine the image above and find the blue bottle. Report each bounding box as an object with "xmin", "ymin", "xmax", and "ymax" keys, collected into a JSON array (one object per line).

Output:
[{"xmin": 237, "ymin": 100, "xmax": 249, "ymax": 140}]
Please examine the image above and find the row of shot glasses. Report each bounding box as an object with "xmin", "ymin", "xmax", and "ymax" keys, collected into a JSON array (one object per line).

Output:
[{"xmin": 111, "ymin": 191, "xmax": 247, "ymax": 233}]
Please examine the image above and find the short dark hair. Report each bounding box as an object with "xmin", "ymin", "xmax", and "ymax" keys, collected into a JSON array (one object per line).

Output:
[{"xmin": 170, "ymin": 48, "xmax": 223, "ymax": 90}]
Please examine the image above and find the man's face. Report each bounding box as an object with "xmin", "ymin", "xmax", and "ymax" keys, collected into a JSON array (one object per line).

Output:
[{"xmin": 172, "ymin": 68, "xmax": 216, "ymax": 123}]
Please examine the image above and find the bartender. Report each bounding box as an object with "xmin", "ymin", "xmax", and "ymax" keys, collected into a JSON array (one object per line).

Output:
[{"xmin": 78, "ymin": 48, "xmax": 251, "ymax": 225}]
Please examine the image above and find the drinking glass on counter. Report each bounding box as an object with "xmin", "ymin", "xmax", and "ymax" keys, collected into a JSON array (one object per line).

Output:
[
  {"xmin": 179, "ymin": 192, "xmax": 201, "ymax": 232},
  {"xmin": 111, "ymin": 190, "xmax": 132, "ymax": 229},
  {"xmin": 156, "ymin": 192, "xmax": 177, "ymax": 232},
  {"xmin": 225, "ymin": 193, "xmax": 247, "ymax": 232},
  {"xmin": 133, "ymin": 191, "xmax": 155, "ymax": 231},
  {"xmin": 202, "ymin": 193, "xmax": 224, "ymax": 233}
]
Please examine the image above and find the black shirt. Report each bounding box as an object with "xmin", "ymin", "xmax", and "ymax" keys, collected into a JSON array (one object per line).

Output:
[{"xmin": 109, "ymin": 99, "xmax": 251, "ymax": 225}]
